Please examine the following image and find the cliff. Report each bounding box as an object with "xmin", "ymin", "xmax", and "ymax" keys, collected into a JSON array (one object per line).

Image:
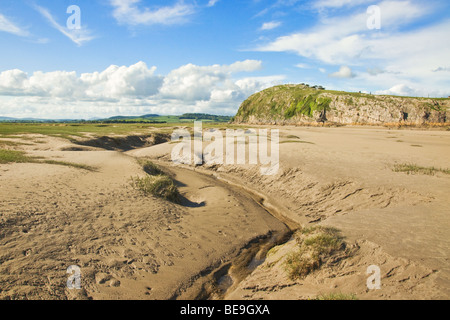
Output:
[{"xmin": 233, "ymin": 84, "xmax": 450, "ymax": 125}]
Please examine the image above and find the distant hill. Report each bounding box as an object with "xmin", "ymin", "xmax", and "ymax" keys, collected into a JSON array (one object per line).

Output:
[
  {"xmin": 234, "ymin": 84, "xmax": 450, "ymax": 125},
  {"xmin": 0, "ymin": 113, "xmax": 232, "ymax": 124},
  {"xmin": 0, "ymin": 117, "xmax": 79, "ymax": 122},
  {"xmin": 100, "ymin": 113, "xmax": 231, "ymax": 123},
  {"xmin": 107, "ymin": 114, "xmax": 160, "ymax": 121},
  {"xmin": 179, "ymin": 113, "xmax": 232, "ymax": 122}
]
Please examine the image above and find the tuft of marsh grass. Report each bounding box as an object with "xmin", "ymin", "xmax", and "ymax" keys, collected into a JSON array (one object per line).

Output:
[
  {"xmin": 131, "ymin": 159, "xmax": 180, "ymax": 203},
  {"xmin": 314, "ymin": 293, "xmax": 358, "ymax": 300},
  {"xmin": 0, "ymin": 149, "xmax": 34, "ymax": 164},
  {"xmin": 283, "ymin": 226, "xmax": 347, "ymax": 280},
  {"xmin": 131, "ymin": 175, "xmax": 180, "ymax": 203},
  {"xmin": 0, "ymin": 140, "xmax": 32, "ymax": 148},
  {"xmin": 41, "ymin": 160, "xmax": 96, "ymax": 171},
  {"xmin": 0, "ymin": 148, "xmax": 96, "ymax": 171},
  {"xmin": 139, "ymin": 159, "xmax": 164, "ymax": 176},
  {"xmin": 393, "ymin": 163, "xmax": 450, "ymax": 176}
]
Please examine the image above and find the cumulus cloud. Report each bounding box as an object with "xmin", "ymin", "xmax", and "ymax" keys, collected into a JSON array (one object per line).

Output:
[
  {"xmin": 0, "ymin": 60, "xmax": 277, "ymax": 119},
  {"xmin": 0, "ymin": 61, "xmax": 162, "ymax": 99},
  {"xmin": 375, "ymin": 83, "xmax": 449, "ymax": 98},
  {"xmin": 329, "ymin": 66, "xmax": 356, "ymax": 78},
  {"xmin": 159, "ymin": 60, "xmax": 263, "ymax": 101},
  {"xmin": 110, "ymin": 0, "xmax": 195, "ymax": 26}
]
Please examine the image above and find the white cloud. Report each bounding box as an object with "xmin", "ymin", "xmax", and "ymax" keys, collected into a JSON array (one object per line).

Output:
[
  {"xmin": 313, "ymin": 0, "xmax": 373, "ymax": 10},
  {"xmin": 329, "ymin": 66, "xmax": 356, "ymax": 78},
  {"xmin": 295, "ymin": 63, "xmax": 314, "ymax": 69},
  {"xmin": 35, "ymin": 5, "xmax": 94, "ymax": 46},
  {"xmin": 376, "ymin": 84, "xmax": 417, "ymax": 96},
  {"xmin": 81, "ymin": 61, "xmax": 163, "ymax": 99},
  {"xmin": 254, "ymin": 0, "xmax": 450, "ymax": 97},
  {"xmin": 207, "ymin": 0, "xmax": 220, "ymax": 7},
  {"xmin": 0, "ymin": 60, "xmax": 276, "ymax": 119},
  {"xmin": 159, "ymin": 60, "xmax": 262, "ymax": 101},
  {"xmin": 432, "ymin": 67, "xmax": 450, "ymax": 72},
  {"xmin": 260, "ymin": 21, "xmax": 282, "ymax": 31},
  {"xmin": 110, "ymin": 0, "xmax": 195, "ymax": 26},
  {"xmin": 0, "ymin": 61, "xmax": 163, "ymax": 99},
  {"xmin": 256, "ymin": 1, "xmax": 431, "ymax": 64},
  {"xmin": 0, "ymin": 13, "xmax": 29, "ymax": 36}
]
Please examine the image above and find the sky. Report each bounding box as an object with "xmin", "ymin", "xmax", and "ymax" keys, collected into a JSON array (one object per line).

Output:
[{"xmin": 0, "ymin": 0, "xmax": 449, "ymax": 119}]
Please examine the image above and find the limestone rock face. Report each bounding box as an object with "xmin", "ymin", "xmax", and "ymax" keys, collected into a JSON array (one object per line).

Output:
[{"xmin": 233, "ymin": 84, "xmax": 449, "ymax": 125}]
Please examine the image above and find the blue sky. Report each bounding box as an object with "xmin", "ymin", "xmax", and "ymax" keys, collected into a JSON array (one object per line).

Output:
[{"xmin": 0, "ymin": 0, "xmax": 449, "ymax": 119}]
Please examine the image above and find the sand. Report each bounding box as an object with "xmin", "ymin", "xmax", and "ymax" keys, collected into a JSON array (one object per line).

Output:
[{"xmin": 1, "ymin": 125, "xmax": 449, "ymax": 300}]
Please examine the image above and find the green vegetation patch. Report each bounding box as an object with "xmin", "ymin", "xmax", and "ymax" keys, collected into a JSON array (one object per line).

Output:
[
  {"xmin": 314, "ymin": 293, "xmax": 358, "ymax": 300},
  {"xmin": 0, "ymin": 148, "xmax": 96, "ymax": 171},
  {"xmin": 131, "ymin": 160, "xmax": 180, "ymax": 203},
  {"xmin": 0, "ymin": 123, "xmax": 171, "ymax": 140},
  {"xmin": 41, "ymin": 160, "xmax": 96, "ymax": 171},
  {"xmin": 139, "ymin": 159, "xmax": 164, "ymax": 176},
  {"xmin": 235, "ymin": 85, "xmax": 333, "ymax": 121},
  {"xmin": 282, "ymin": 226, "xmax": 348, "ymax": 280},
  {"xmin": 393, "ymin": 163, "xmax": 450, "ymax": 176},
  {"xmin": 0, "ymin": 149, "xmax": 34, "ymax": 164}
]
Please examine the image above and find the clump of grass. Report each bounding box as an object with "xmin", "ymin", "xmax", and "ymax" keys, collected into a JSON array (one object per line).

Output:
[
  {"xmin": 41, "ymin": 160, "xmax": 96, "ymax": 171},
  {"xmin": 0, "ymin": 149, "xmax": 34, "ymax": 164},
  {"xmin": 314, "ymin": 293, "xmax": 358, "ymax": 300},
  {"xmin": 131, "ymin": 175, "xmax": 180, "ymax": 203},
  {"xmin": 393, "ymin": 163, "xmax": 450, "ymax": 176},
  {"xmin": 131, "ymin": 160, "xmax": 180, "ymax": 203},
  {"xmin": 0, "ymin": 148, "xmax": 96, "ymax": 171},
  {"xmin": 0, "ymin": 140, "xmax": 32, "ymax": 148},
  {"xmin": 283, "ymin": 226, "xmax": 347, "ymax": 280},
  {"xmin": 139, "ymin": 159, "xmax": 164, "ymax": 175}
]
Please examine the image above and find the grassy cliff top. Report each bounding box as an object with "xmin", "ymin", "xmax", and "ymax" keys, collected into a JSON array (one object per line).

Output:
[{"xmin": 234, "ymin": 84, "xmax": 449, "ymax": 123}]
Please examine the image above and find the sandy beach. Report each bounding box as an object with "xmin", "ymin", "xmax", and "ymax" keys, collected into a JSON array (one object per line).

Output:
[{"xmin": 1, "ymin": 125, "xmax": 449, "ymax": 300}]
